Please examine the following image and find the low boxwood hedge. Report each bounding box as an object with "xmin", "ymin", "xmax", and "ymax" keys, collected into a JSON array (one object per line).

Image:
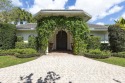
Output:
[
  {"xmin": 15, "ymin": 53, "xmax": 41, "ymax": 58},
  {"xmin": 84, "ymin": 49, "xmax": 111, "ymax": 59},
  {"xmin": 112, "ymin": 52, "xmax": 125, "ymax": 58},
  {"xmin": 0, "ymin": 48, "xmax": 40, "ymax": 58}
]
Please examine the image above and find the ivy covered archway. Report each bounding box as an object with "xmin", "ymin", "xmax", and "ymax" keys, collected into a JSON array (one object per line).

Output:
[{"xmin": 37, "ymin": 16, "xmax": 90, "ymax": 54}]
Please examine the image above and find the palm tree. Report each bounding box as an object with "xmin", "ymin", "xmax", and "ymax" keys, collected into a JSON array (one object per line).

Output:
[
  {"xmin": 115, "ymin": 17, "xmax": 125, "ymax": 30},
  {"xmin": 10, "ymin": 7, "xmax": 36, "ymax": 24}
]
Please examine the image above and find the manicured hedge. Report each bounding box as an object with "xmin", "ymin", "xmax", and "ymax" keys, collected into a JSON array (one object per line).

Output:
[
  {"xmin": 112, "ymin": 52, "xmax": 125, "ymax": 58},
  {"xmin": 0, "ymin": 23, "xmax": 16, "ymax": 49},
  {"xmin": 15, "ymin": 42, "xmax": 28, "ymax": 49},
  {"xmin": 16, "ymin": 36, "xmax": 23, "ymax": 42},
  {"xmin": 0, "ymin": 48, "xmax": 41, "ymax": 58},
  {"xmin": 84, "ymin": 49, "xmax": 111, "ymax": 59},
  {"xmin": 108, "ymin": 25, "xmax": 125, "ymax": 52},
  {"xmin": 16, "ymin": 53, "xmax": 41, "ymax": 58},
  {"xmin": 0, "ymin": 48, "xmax": 37, "ymax": 55},
  {"xmin": 100, "ymin": 43, "xmax": 110, "ymax": 50}
]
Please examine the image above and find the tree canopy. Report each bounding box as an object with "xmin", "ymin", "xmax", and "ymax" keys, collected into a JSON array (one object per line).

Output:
[
  {"xmin": 10, "ymin": 7, "xmax": 36, "ymax": 24},
  {"xmin": 0, "ymin": 0, "xmax": 13, "ymax": 23},
  {"xmin": 0, "ymin": 0, "xmax": 13, "ymax": 12},
  {"xmin": 0, "ymin": 0, "xmax": 35, "ymax": 24}
]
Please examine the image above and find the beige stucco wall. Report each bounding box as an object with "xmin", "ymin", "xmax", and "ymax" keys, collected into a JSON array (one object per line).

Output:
[{"xmin": 16, "ymin": 30, "xmax": 37, "ymax": 43}]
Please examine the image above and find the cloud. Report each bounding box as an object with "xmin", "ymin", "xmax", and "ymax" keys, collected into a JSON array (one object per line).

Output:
[
  {"xmin": 96, "ymin": 22, "xmax": 104, "ymax": 25},
  {"xmin": 110, "ymin": 17, "xmax": 119, "ymax": 22},
  {"xmin": 122, "ymin": 12, "xmax": 125, "ymax": 19},
  {"xmin": 11, "ymin": 0, "xmax": 23, "ymax": 6},
  {"xmin": 69, "ymin": 0, "xmax": 124, "ymax": 22},
  {"xmin": 29, "ymin": 0, "xmax": 68, "ymax": 14},
  {"xmin": 98, "ymin": 5, "xmax": 123, "ymax": 19}
]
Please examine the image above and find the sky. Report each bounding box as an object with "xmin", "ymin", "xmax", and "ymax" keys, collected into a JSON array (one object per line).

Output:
[{"xmin": 11, "ymin": 0, "xmax": 125, "ymax": 25}]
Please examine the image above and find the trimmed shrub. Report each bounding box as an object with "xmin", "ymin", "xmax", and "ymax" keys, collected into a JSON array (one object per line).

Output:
[
  {"xmin": 15, "ymin": 42, "xmax": 28, "ymax": 49},
  {"xmin": 28, "ymin": 35, "xmax": 36, "ymax": 49},
  {"xmin": 16, "ymin": 53, "xmax": 41, "ymax": 58},
  {"xmin": 100, "ymin": 43, "xmax": 110, "ymax": 50},
  {"xmin": 84, "ymin": 49, "xmax": 111, "ymax": 59},
  {"xmin": 108, "ymin": 25, "xmax": 125, "ymax": 52},
  {"xmin": 0, "ymin": 48, "xmax": 37, "ymax": 56},
  {"xmin": 0, "ymin": 23, "xmax": 16, "ymax": 49},
  {"xmin": 87, "ymin": 36, "xmax": 101, "ymax": 50},
  {"xmin": 112, "ymin": 52, "xmax": 125, "ymax": 58},
  {"xmin": 0, "ymin": 50, "xmax": 14, "ymax": 56},
  {"xmin": 16, "ymin": 36, "xmax": 23, "ymax": 42}
]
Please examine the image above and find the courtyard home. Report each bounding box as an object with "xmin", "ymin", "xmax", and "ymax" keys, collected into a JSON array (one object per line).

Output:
[
  {"xmin": 0, "ymin": 9, "xmax": 125, "ymax": 83},
  {"xmin": 16, "ymin": 10, "xmax": 108, "ymax": 54}
]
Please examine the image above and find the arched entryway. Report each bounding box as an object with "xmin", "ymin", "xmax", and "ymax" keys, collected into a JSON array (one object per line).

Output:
[{"xmin": 56, "ymin": 30, "xmax": 67, "ymax": 50}]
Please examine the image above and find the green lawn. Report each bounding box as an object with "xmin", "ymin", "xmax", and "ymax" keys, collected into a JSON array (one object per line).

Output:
[
  {"xmin": 0, "ymin": 56, "xmax": 36, "ymax": 68},
  {"xmin": 96, "ymin": 57, "xmax": 125, "ymax": 67}
]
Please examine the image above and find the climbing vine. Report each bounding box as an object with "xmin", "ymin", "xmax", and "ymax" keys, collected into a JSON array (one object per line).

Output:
[{"xmin": 37, "ymin": 16, "xmax": 90, "ymax": 54}]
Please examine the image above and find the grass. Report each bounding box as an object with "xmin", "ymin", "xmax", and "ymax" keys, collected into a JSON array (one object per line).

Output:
[
  {"xmin": 96, "ymin": 57, "xmax": 125, "ymax": 67},
  {"xmin": 0, "ymin": 56, "xmax": 36, "ymax": 68}
]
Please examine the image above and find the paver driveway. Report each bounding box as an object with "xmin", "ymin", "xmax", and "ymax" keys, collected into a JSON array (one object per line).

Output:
[{"xmin": 0, "ymin": 52, "xmax": 125, "ymax": 83}]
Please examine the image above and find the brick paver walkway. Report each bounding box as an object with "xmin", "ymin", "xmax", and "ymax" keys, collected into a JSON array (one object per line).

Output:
[{"xmin": 0, "ymin": 52, "xmax": 125, "ymax": 83}]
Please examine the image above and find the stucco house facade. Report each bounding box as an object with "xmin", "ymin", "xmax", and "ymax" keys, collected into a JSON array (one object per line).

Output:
[{"xmin": 16, "ymin": 10, "xmax": 108, "ymax": 53}]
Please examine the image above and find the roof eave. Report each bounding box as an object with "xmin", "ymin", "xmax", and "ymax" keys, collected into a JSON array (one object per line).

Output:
[{"xmin": 34, "ymin": 10, "xmax": 92, "ymax": 22}]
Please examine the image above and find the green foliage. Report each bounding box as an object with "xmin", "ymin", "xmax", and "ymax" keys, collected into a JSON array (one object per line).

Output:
[
  {"xmin": 0, "ymin": 56, "xmax": 36, "ymax": 68},
  {"xmin": 0, "ymin": 0, "xmax": 13, "ymax": 11},
  {"xmin": 16, "ymin": 53, "xmax": 40, "ymax": 58},
  {"xmin": 0, "ymin": 48, "xmax": 37, "ymax": 56},
  {"xmin": 0, "ymin": 23, "xmax": 16, "ymax": 49},
  {"xmin": 87, "ymin": 36, "xmax": 101, "ymax": 49},
  {"xmin": 108, "ymin": 25, "xmax": 125, "ymax": 52},
  {"xmin": 15, "ymin": 42, "xmax": 28, "ymax": 49},
  {"xmin": 112, "ymin": 52, "xmax": 125, "ymax": 58},
  {"xmin": 96, "ymin": 57, "xmax": 125, "ymax": 67},
  {"xmin": 16, "ymin": 36, "xmax": 23, "ymax": 42},
  {"xmin": 100, "ymin": 43, "xmax": 109, "ymax": 50},
  {"xmin": 0, "ymin": 0, "xmax": 13, "ymax": 23},
  {"xmin": 28, "ymin": 35, "xmax": 37, "ymax": 49},
  {"xmin": 115, "ymin": 17, "xmax": 125, "ymax": 29},
  {"xmin": 73, "ymin": 38, "xmax": 87, "ymax": 55},
  {"xmin": 10, "ymin": 7, "xmax": 36, "ymax": 24},
  {"xmin": 0, "ymin": 48, "xmax": 40, "ymax": 58},
  {"xmin": 84, "ymin": 49, "xmax": 111, "ymax": 59},
  {"xmin": 37, "ymin": 16, "xmax": 90, "ymax": 54}
]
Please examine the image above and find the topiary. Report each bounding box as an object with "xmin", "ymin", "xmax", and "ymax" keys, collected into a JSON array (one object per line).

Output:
[
  {"xmin": 108, "ymin": 25, "xmax": 125, "ymax": 52},
  {"xmin": 0, "ymin": 23, "xmax": 16, "ymax": 49}
]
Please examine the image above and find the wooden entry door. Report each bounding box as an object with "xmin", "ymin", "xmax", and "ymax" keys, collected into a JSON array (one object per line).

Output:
[{"xmin": 56, "ymin": 31, "xmax": 67, "ymax": 50}]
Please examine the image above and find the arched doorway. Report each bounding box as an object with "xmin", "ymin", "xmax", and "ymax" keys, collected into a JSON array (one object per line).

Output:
[{"xmin": 56, "ymin": 30, "xmax": 67, "ymax": 50}]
